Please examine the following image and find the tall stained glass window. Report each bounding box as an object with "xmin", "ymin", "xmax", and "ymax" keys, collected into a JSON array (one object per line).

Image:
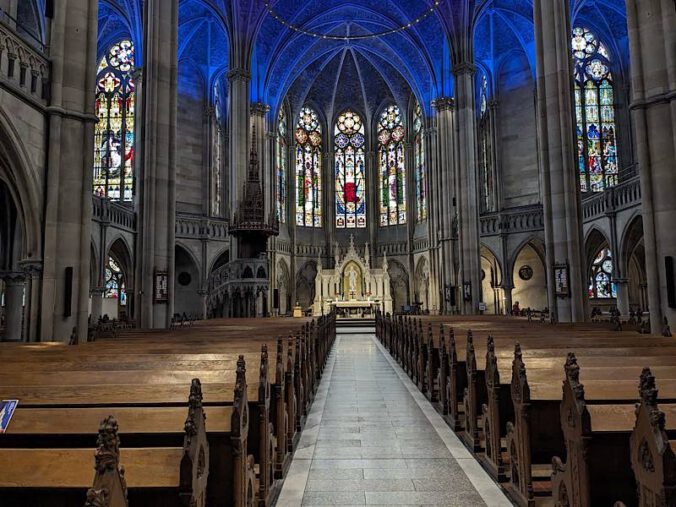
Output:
[
  {"xmin": 276, "ymin": 109, "xmax": 287, "ymax": 223},
  {"xmin": 478, "ymin": 74, "xmax": 494, "ymax": 212},
  {"xmin": 572, "ymin": 27, "xmax": 619, "ymax": 193},
  {"xmin": 295, "ymin": 107, "xmax": 322, "ymax": 227},
  {"xmin": 413, "ymin": 102, "xmax": 427, "ymax": 222},
  {"xmin": 93, "ymin": 40, "xmax": 136, "ymax": 201},
  {"xmin": 335, "ymin": 110, "xmax": 366, "ymax": 229},
  {"xmin": 378, "ymin": 105, "xmax": 407, "ymax": 226},
  {"xmin": 588, "ymin": 248, "xmax": 617, "ymax": 298},
  {"xmin": 212, "ymin": 83, "xmax": 223, "ymax": 216}
]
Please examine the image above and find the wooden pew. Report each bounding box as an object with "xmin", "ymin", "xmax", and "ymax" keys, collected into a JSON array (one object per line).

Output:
[
  {"xmin": 549, "ymin": 355, "xmax": 640, "ymax": 507},
  {"xmin": 479, "ymin": 335, "xmax": 514, "ymax": 482},
  {"xmin": 0, "ymin": 379, "xmax": 211, "ymax": 507},
  {"xmin": 504, "ymin": 346, "xmax": 676, "ymax": 507},
  {"xmin": 628, "ymin": 368, "xmax": 676, "ymax": 507}
]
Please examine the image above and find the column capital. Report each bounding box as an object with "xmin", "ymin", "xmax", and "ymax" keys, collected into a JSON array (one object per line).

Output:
[
  {"xmin": 1, "ymin": 271, "xmax": 25, "ymax": 284},
  {"xmin": 452, "ymin": 62, "xmax": 476, "ymax": 76},
  {"xmin": 432, "ymin": 97, "xmax": 455, "ymax": 111},
  {"xmin": 227, "ymin": 67, "xmax": 251, "ymax": 81},
  {"xmin": 250, "ymin": 101, "xmax": 271, "ymax": 116},
  {"xmin": 18, "ymin": 259, "xmax": 43, "ymax": 277}
]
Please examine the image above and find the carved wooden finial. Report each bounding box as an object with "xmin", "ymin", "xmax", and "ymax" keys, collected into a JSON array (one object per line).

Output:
[
  {"xmin": 564, "ymin": 353, "xmax": 580, "ymax": 384},
  {"xmin": 487, "ymin": 335, "xmax": 495, "ymax": 355},
  {"xmin": 184, "ymin": 378, "xmax": 204, "ymax": 439},
  {"xmin": 467, "ymin": 330, "xmax": 474, "ymax": 346},
  {"xmin": 94, "ymin": 416, "xmax": 120, "ymax": 474},
  {"xmin": 564, "ymin": 353, "xmax": 585, "ymax": 400},
  {"xmin": 514, "ymin": 342, "xmax": 522, "ymax": 361},
  {"xmin": 639, "ymin": 367, "xmax": 666, "ymax": 431},
  {"xmin": 439, "ymin": 324, "xmax": 445, "ymax": 345},
  {"xmin": 639, "ymin": 367, "xmax": 659, "ymax": 407},
  {"xmin": 84, "ymin": 488, "xmax": 109, "ymax": 507}
]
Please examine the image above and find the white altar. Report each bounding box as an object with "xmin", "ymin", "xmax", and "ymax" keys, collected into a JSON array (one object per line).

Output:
[{"xmin": 313, "ymin": 236, "xmax": 393, "ymax": 317}]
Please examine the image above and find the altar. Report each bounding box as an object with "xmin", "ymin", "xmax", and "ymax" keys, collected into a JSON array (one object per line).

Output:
[{"xmin": 313, "ymin": 236, "xmax": 393, "ymax": 317}]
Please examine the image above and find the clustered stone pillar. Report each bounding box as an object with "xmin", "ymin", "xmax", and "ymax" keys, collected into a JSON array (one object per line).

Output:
[
  {"xmin": 40, "ymin": 0, "xmax": 98, "ymax": 342},
  {"xmin": 625, "ymin": 0, "xmax": 676, "ymax": 332},
  {"xmin": 135, "ymin": 0, "xmax": 178, "ymax": 328},
  {"xmin": 533, "ymin": 0, "xmax": 585, "ymax": 322},
  {"xmin": 431, "ymin": 97, "xmax": 456, "ymax": 314},
  {"xmin": 453, "ymin": 63, "xmax": 482, "ymax": 315},
  {"xmin": 3, "ymin": 275, "xmax": 24, "ymax": 341}
]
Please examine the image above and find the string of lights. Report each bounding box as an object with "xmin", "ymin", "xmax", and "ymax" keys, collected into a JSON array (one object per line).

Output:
[{"xmin": 263, "ymin": 0, "xmax": 441, "ymax": 41}]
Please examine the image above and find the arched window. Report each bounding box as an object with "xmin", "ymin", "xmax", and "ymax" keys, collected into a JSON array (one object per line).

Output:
[
  {"xmin": 295, "ymin": 107, "xmax": 322, "ymax": 227},
  {"xmin": 105, "ymin": 256, "xmax": 127, "ymax": 305},
  {"xmin": 277, "ymin": 109, "xmax": 287, "ymax": 223},
  {"xmin": 589, "ymin": 247, "xmax": 617, "ymax": 298},
  {"xmin": 478, "ymin": 74, "xmax": 494, "ymax": 212},
  {"xmin": 93, "ymin": 40, "xmax": 136, "ymax": 202},
  {"xmin": 378, "ymin": 105, "xmax": 407, "ymax": 226},
  {"xmin": 335, "ymin": 110, "xmax": 366, "ymax": 229},
  {"xmin": 414, "ymin": 102, "xmax": 427, "ymax": 222},
  {"xmin": 572, "ymin": 27, "xmax": 619, "ymax": 193},
  {"xmin": 212, "ymin": 82, "xmax": 223, "ymax": 216}
]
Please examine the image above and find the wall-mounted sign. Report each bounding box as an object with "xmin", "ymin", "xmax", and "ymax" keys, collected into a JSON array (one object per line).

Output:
[
  {"xmin": 554, "ymin": 263, "xmax": 569, "ymax": 297},
  {"xmin": 463, "ymin": 281, "xmax": 472, "ymax": 302},
  {"xmin": 154, "ymin": 270, "xmax": 169, "ymax": 303}
]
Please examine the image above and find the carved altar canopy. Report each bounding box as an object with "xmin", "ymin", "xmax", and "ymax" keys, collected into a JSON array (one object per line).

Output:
[{"xmin": 313, "ymin": 236, "xmax": 392, "ymax": 316}]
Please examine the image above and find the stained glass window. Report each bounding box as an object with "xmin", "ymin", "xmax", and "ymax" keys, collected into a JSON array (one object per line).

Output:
[
  {"xmin": 277, "ymin": 109, "xmax": 287, "ymax": 223},
  {"xmin": 414, "ymin": 102, "xmax": 427, "ymax": 222},
  {"xmin": 212, "ymin": 83, "xmax": 223, "ymax": 216},
  {"xmin": 335, "ymin": 110, "xmax": 367, "ymax": 229},
  {"xmin": 104, "ymin": 256, "xmax": 127, "ymax": 305},
  {"xmin": 295, "ymin": 107, "xmax": 322, "ymax": 227},
  {"xmin": 377, "ymin": 105, "xmax": 407, "ymax": 226},
  {"xmin": 93, "ymin": 40, "xmax": 136, "ymax": 201},
  {"xmin": 588, "ymin": 248, "xmax": 617, "ymax": 298},
  {"xmin": 572, "ymin": 27, "xmax": 618, "ymax": 193},
  {"xmin": 478, "ymin": 74, "xmax": 494, "ymax": 213}
]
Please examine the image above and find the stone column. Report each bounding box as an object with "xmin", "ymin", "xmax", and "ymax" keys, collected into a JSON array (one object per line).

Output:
[
  {"xmin": 90, "ymin": 287, "xmax": 104, "ymax": 323},
  {"xmin": 40, "ymin": 0, "xmax": 98, "ymax": 342},
  {"xmin": 615, "ymin": 278, "xmax": 630, "ymax": 315},
  {"xmin": 16, "ymin": 261, "xmax": 40, "ymax": 342},
  {"xmin": 453, "ymin": 64, "xmax": 482, "ymax": 315},
  {"xmin": 227, "ymin": 68, "xmax": 251, "ymax": 261},
  {"xmin": 135, "ymin": 0, "xmax": 178, "ymax": 328},
  {"xmin": 432, "ymin": 98, "xmax": 456, "ymax": 314},
  {"xmin": 3, "ymin": 275, "xmax": 24, "ymax": 341},
  {"xmin": 533, "ymin": 0, "xmax": 585, "ymax": 322},
  {"xmin": 626, "ymin": 0, "xmax": 676, "ymax": 332}
]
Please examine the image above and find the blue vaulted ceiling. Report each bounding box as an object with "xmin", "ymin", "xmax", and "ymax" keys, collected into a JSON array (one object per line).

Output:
[{"xmin": 94, "ymin": 0, "xmax": 629, "ymax": 115}]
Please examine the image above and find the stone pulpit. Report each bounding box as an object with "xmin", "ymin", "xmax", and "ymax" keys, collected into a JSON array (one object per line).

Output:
[{"xmin": 313, "ymin": 236, "xmax": 392, "ymax": 317}]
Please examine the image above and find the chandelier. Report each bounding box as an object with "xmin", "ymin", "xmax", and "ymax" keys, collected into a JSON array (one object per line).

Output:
[{"xmin": 263, "ymin": 0, "xmax": 441, "ymax": 41}]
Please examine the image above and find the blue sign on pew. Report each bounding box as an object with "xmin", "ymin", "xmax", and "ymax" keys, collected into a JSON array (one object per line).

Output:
[{"xmin": 0, "ymin": 400, "xmax": 18, "ymax": 433}]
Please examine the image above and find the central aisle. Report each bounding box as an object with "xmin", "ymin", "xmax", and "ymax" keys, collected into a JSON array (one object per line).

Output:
[{"xmin": 276, "ymin": 331, "xmax": 511, "ymax": 506}]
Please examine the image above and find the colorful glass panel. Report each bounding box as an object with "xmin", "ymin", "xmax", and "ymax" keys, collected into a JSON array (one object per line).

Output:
[
  {"xmin": 296, "ymin": 107, "xmax": 322, "ymax": 227},
  {"xmin": 572, "ymin": 27, "xmax": 619, "ymax": 192},
  {"xmin": 93, "ymin": 40, "xmax": 135, "ymax": 202},
  {"xmin": 212, "ymin": 83, "xmax": 223, "ymax": 216},
  {"xmin": 276, "ymin": 109, "xmax": 287, "ymax": 223},
  {"xmin": 335, "ymin": 110, "xmax": 366, "ymax": 229},
  {"xmin": 588, "ymin": 248, "xmax": 617, "ymax": 299},
  {"xmin": 414, "ymin": 102, "xmax": 427, "ymax": 222},
  {"xmin": 478, "ymin": 75, "xmax": 494, "ymax": 213},
  {"xmin": 413, "ymin": 103, "xmax": 427, "ymax": 222},
  {"xmin": 104, "ymin": 256, "xmax": 127, "ymax": 305},
  {"xmin": 378, "ymin": 105, "xmax": 407, "ymax": 226}
]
